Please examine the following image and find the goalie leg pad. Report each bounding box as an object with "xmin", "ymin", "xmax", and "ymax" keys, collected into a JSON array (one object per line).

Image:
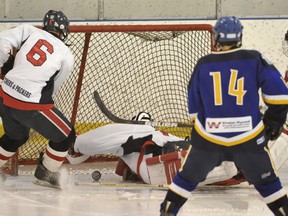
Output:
[
  {"xmin": 146, "ymin": 151, "xmax": 237, "ymax": 186},
  {"xmin": 199, "ymin": 161, "xmax": 238, "ymax": 186},
  {"xmin": 146, "ymin": 151, "xmax": 187, "ymax": 185},
  {"xmin": 268, "ymin": 134, "xmax": 288, "ymax": 170}
]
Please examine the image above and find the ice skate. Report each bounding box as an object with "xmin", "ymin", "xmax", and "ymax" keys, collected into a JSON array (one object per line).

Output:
[
  {"xmin": 34, "ymin": 153, "xmax": 61, "ymax": 189},
  {"xmin": 160, "ymin": 200, "xmax": 176, "ymax": 216}
]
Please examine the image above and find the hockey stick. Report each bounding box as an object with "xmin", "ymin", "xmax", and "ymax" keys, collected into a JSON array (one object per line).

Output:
[
  {"xmin": 74, "ymin": 181, "xmax": 252, "ymax": 190},
  {"xmin": 75, "ymin": 181, "xmax": 168, "ymax": 190},
  {"xmin": 94, "ymin": 90, "xmax": 193, "ymax": 128}
]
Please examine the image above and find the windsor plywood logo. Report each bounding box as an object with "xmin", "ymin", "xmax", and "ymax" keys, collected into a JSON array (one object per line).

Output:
[
  {"xmin": 207, "ymin": 121, "xmax": 221, "ymax": 129},
  {"xmin": 205, "ymin": 116, "xmax": 252, "ymax": 133}
]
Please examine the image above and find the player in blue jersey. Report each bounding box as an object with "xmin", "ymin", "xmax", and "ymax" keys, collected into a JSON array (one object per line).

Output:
[{"xmin": 160, "ymin": 16, "xmax": 288, "ymax": 216}]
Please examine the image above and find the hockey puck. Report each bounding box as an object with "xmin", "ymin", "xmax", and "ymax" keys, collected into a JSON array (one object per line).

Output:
[{"xmin": 92, "ymin": 170, "xmax": 101, "ymax": 181}]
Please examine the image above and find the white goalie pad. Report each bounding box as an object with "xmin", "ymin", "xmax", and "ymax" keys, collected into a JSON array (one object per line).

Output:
[
  {"xmin": 199, "ymin": 161, "xmax": 237, "ymax": 186},
  {"xmin": 146, "ymin": 150, "xmax": 237, "ymax": 185},
  {"xmin": 268, "ymin": 131, "xmax": 288, "ymax": 170},
  {"xmin": 146, "ymin": 151, "xmax": 186, "ymax": 185}
]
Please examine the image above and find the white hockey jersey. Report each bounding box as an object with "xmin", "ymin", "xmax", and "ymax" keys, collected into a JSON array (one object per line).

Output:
[
  {"xmin": 74, "ymin": 123, "xmax": 183, "ymax": 156},
  {"xmin": 0, "ymin": 24, "xmax": 74, "ymax": 110}
]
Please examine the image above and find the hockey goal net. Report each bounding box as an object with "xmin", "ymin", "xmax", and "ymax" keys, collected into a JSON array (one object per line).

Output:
[{"xmin": 3, "ymin": 23, "xmax": 213, "ymax": 175}]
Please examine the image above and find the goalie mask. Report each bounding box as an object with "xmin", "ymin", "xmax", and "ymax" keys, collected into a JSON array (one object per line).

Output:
[
  {"xmin": 132, "ymin": 112, "xmax": 152, "ymax": 122},
  {"xmin": 213, "ymin": 16, "xmax": 243, "ymax": 48},
  {"xmin": 43, "ymin": 10, "xmax": 69, "ymax": 41}
]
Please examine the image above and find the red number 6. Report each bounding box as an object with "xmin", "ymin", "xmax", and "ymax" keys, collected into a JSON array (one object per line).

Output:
[{"xmin": 26, "ymin": 39, "xmax": 54, "ymax": 66}]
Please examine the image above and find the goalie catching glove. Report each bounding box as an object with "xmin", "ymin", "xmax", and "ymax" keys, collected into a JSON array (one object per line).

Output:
[{"xmin": 1, "ymin": 53, "xmax": 15, "ymax": 76}]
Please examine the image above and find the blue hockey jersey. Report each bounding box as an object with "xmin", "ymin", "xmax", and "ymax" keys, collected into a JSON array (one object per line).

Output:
[{"xmin": 188, "ymin": 48, "xmax": 288, "ymax": 146}]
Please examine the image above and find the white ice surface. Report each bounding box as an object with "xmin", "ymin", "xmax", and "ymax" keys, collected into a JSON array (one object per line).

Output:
[{"xmin": 1, "ymin": 161, "xmax": 287, "ymax": 216}]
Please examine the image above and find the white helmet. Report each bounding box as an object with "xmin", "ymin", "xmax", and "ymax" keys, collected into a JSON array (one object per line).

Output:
[{"xmin": 132, "ymin": 112, "xmax": 152, "ymax": 122}]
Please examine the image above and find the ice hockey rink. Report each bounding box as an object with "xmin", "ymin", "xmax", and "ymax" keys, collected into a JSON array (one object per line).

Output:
[{"xmin": 0, "ymin": 160, "xmax": 287, "ymax": 216}]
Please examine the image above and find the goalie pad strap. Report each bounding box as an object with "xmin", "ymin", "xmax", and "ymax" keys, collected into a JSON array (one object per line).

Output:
[
  {"xmin": 136, "ymin": 140, "xmax": 155, "ymax": 181},
  {"xmin": 146, "ymin": 151, "xmax": 187, "ymax": 166}
]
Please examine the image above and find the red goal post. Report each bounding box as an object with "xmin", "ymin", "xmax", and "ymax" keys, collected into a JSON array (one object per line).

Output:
[{"xmin": 2, "ymin": 23, "xmax": 214, "ymax": 175}]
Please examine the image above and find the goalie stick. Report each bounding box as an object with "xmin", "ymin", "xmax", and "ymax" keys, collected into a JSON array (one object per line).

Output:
[
  {"xmin": 75, "ymin": 181, "xmax": 168, "ymax": 190},
  {"xmin": 74, "ymin": 181, "xmax": 252, "ymax": 190},
  {"xmin": 93, "ymin": 90, "xmax": 193, "ymax": 128}
]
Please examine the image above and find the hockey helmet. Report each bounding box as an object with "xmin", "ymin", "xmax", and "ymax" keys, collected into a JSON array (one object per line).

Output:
[
  {"xmin": 43, "ymin": 10, "xmax": 69, "ymax": 41},
  {"xmin": 132, "ymin": 112, "xmax": 152, "ymax": 122},
  {"xmin": 213, "ymin": 16, "xmax": 243, "ymax": 45}
]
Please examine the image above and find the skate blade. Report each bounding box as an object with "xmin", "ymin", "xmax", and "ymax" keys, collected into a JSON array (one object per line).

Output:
[{"xmin": 33, "ymin": 179, "xmax": 61, "ymax": 189}]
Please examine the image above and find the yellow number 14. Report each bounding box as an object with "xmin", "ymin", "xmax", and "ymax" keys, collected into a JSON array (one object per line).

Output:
[{"xmin": 210, "ymin": 70, "xmax": 246, "ymax": 106}]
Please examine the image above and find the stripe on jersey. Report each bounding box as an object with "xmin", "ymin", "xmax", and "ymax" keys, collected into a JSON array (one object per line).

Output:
[
  {"xmin": 194, "ymin": 118, "xmax": 264, "ymax": 146},
  {"xmin": 262, "ymin": 94, "xmax": 288, "ymax": 105},
  {"xmin": 40, "ymin": 109, "xmax": 71, "ymax": 137},
  {"xmin": 0, "ymin": 88, "xmax": 54, "ymax": 110},
  {"xmin": 263, "ymin": 188, "xmax": 287, "ymax": 204}
]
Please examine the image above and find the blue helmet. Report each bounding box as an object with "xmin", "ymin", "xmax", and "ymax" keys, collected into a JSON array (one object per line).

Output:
[
  {"xmin": 213, "ymin": 16, "xmax": 243, "ymax": 45},
  {"xmin": 43, "ymin": 10, "xmax": 69, "ymax": 41}
]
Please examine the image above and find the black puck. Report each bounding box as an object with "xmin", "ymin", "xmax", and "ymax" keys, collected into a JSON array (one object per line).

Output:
[{"xmin": 92, "ymin": 170, "xmax": 101, "ymax": 181}]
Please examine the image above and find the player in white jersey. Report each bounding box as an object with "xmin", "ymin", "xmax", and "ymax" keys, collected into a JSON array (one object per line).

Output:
[
  {"xmin": 67, "ymin": 112, "xmax": 238, "ymax": 185},
  {"xmin": 0, "ymin": 10, "xmax": 76, "ymax": 187}
]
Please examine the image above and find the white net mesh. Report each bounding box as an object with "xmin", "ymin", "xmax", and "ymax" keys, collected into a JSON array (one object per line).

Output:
[{"xmin": 282, "ymin": 40, "xmax": 288, "ymax": 57}]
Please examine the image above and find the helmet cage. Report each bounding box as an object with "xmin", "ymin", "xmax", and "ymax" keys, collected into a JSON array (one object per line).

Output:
[{"xmin": 132, "ymin": 112, "xmax": 152, "ymax": 122}]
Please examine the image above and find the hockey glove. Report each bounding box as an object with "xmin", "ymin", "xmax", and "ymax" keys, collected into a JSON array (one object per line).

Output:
[
  {"xmin": 144, "ymin": 143, "xmax": 162, "ymax": 156},
  {"xmin": 162, "ymin": 140, "xmax": 191, "ymax": 154},
  {"xmin": 1, "ymin": 53, "xmax": 15, "ymax": 76},
  {"xmin": 263, "ymin": 112, "xmax": 283, "ymax": 141}
]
